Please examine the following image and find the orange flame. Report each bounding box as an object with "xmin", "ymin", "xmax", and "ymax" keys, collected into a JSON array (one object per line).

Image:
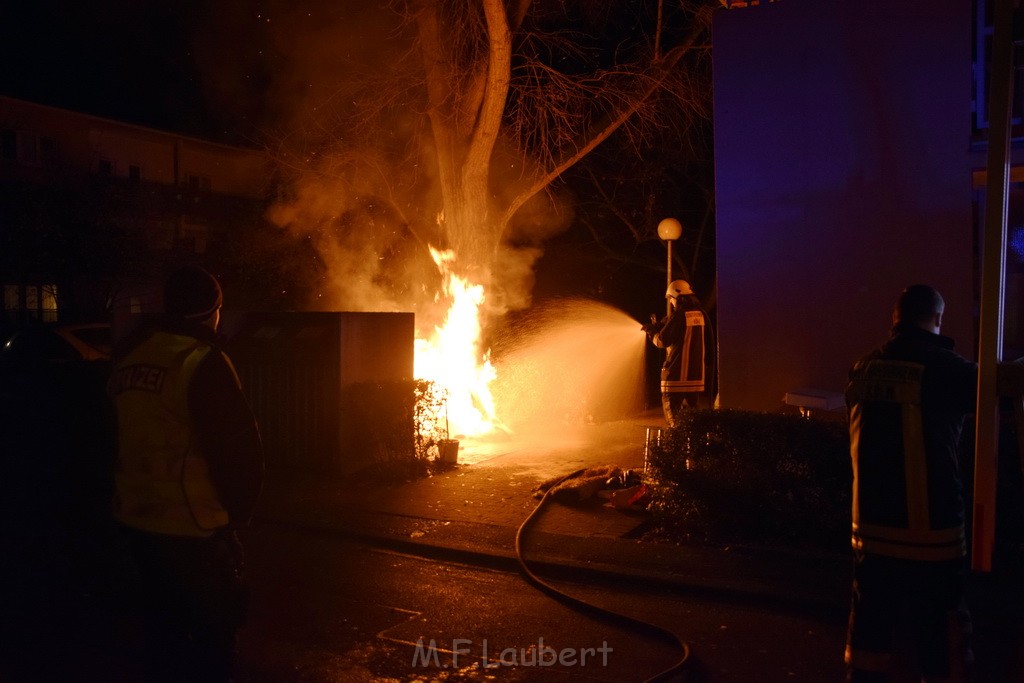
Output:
[{"xmin": 414, "ymin": 247, "xmax": 498, "ymax": 437}]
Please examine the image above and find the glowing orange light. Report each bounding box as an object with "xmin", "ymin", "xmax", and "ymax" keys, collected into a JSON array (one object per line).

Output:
[{"xmin": 414, "ymin": 246, "xmax": 498, "ymax": 437}]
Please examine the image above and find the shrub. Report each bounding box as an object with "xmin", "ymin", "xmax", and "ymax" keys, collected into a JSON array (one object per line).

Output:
[
  {"xmin": 413, "ymin": 379, "xmax": 451, "ymax": 461},
  {"xmin": 348, "ymin": 379, "xmax": 454, "ymax": 483},
  {"xmin": 646, "ymin": 409, "xmax": 852, "ymax": 550}
]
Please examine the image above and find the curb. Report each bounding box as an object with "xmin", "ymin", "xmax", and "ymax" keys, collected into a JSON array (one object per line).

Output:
[{"xmin": 255, "ymin": 509, "xmax": 851, "ymax": 615}]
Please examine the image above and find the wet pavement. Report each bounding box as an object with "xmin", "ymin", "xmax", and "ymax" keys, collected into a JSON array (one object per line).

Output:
[
  {"xmin": 256, "ymin": 409, "xmax": 1024, "ymax": 681},
  {"xmin": 257, "ymin": 412, "xmax": 853, "ymax": 612},
  {"xmin": 2, "ymin": 406, "xmax": 1022, "ymax": 681}
]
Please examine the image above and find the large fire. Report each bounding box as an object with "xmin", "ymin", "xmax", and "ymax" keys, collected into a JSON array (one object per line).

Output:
[{"xmin": 413, "ymin": 247, "xmax": 498, "ymax": 438}]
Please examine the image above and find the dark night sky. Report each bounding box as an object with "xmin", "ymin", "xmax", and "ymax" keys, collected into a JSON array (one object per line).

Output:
[
  {"xmin": 1, "ymin": 1, "xmax": 416, "ymax": 146},
  {"xmin": 0, "ymin": 0, "xmax": 367, "ymax": 145},
  {"xmin": 1, "ymin": 2, "xmax": 218, "ymax": 135},
  {"xmin": 2, "ymin": 0, "xmax": 423, "ymax": 148},
  {"xmin": 0, "ymin": 1, "xmax": 691, "ymax": 147}
]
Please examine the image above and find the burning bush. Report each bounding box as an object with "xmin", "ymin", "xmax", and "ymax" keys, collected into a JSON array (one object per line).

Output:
[
  {"xmin": 645, "ymin": 409, "xmax": 851, "ymax": 550},
  {"xmin": 345, "ymin": 379, "xmax": 457, "ymax": 482},
  {"xmin": 413, "ymin": 379, "xmax": 453, "ymax": 462}
]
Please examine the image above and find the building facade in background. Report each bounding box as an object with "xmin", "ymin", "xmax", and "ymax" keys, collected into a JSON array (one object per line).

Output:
[
  {"xmin": 712, "ymin": 0, "xmax": 1015, "ymax": 411},
  {"xmin": 0, "ymin": 96, "xmax": 273, "ymax": 336}
]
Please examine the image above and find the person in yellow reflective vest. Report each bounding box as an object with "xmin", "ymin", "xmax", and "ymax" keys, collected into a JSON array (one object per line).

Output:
[
  {"xmin": 110, "ymin": 265, "xmax": 263, "ymax": 682},
  {"xmin": 844, "ymin": 284, "xmax": 1024, "ymax": 682},
  {"xmin": 642, "ymin": 279, "xmax": 716, "ymax": 426}
]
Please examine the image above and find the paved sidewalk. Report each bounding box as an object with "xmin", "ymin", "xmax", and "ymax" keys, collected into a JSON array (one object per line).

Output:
[{"xmin": 257, "ymin": 412, "xmax": 854, "ymax": 612}]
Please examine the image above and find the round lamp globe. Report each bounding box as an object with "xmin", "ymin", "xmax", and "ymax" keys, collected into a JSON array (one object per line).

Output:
[{"xmin": 657, "ymin": 217, "xmax": 682, "ymax": 241}]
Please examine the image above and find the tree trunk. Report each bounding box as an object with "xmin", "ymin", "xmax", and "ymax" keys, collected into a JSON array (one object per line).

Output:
[{"xmin": 414, "ymin": 0, "xmax": 513, "ymax": 279}]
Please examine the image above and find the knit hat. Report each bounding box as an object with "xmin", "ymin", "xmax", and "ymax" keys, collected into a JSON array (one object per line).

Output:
[{"xmin": 164, "ymin": 266, "xmax": 223, "ymax": 319}]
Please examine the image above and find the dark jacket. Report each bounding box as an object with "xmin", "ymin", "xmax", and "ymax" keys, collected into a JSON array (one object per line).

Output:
[
  {"xmin": 846, "ymin": 322, "xmax": 976, "ymax": 561},
  {"xmin": 650, "ymin": 294, "xmax": 716, "ymax": 402}
]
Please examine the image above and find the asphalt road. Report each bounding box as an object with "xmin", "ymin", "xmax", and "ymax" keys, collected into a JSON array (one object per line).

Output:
[
  {"xmin": 238, "ymin": 522, "xmax": 848, "ymax": 682},
  {"xmin": 3, "ymin": 512, "xmax": 1021, "ymax": 682}
]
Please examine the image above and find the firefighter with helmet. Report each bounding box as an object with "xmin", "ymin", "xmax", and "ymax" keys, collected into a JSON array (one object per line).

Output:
[
  {"xmin": 109, "ymin": 265, "xmax": 264, "ymax": 681},
  {"xmin": 642, "ymin": 279, "xmax": 716, "ymax": 426}
]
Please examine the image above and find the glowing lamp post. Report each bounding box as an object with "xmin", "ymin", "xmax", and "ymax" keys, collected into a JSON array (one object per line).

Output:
[{"xmin": 658, "ymin": 217, "xmax": 683, "ymax": 316}]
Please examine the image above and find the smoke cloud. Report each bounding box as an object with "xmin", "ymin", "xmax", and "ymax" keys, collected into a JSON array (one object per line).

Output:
[{"xmin": 193, "ymin": 1, "xmax": 576, "ymax": 337}]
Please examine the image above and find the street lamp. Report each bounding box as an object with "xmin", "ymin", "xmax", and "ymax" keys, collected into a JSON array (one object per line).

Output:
[{"xmin": 658, "ymin": 217, "xmax": 683, "ymax": 316}]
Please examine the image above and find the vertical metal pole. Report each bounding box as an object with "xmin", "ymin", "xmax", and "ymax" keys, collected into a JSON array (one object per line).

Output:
[
  {"xmin": 973, "ymin": 0, "xmax": 1014, "ymax": 573},
  {"xmin": 666, "ymin": 239, "xmax": 674, "ymax": 318}
]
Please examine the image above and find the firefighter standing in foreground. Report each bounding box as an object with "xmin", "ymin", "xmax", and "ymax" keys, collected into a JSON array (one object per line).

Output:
[
  {"xmin": 643, "ymin": 279, "xmax": 716, "ymax": 426},
  {"xmin": 844, "ymin": 284, "xmax": 1024, "ymax": 682},
  {"xmin": 110, "ymin": 266, "xmax": 264, "ymax": 682}
]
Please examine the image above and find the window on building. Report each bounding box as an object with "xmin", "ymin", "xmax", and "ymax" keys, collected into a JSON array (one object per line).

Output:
[
  {"xmin": 151, "ymin": 220, "xmax": 177, "ymax": 250},
  {"xmin": 178, "ymin": 221, "xmax": 209, "ymax": 254},
  {"xmin": 3, "ymin": 284, "xmax": 19, "ymax": 312},
  {"xmin": 18, "ymin": 133, "xmax": 38, "ymax": 165},
  {"xmin": 129, "ymin": 164, "xmax": 141, "ymax": 181},
  {"xmin": 24, "ymin": 286, "xmax": 39, "ymax": 319},
  {"xmin": 1, "ymin": 130, "xmax": 15, "ymax": 160},
  {"xmin": 186, "ymin": 174, "xmax": 212, "ymax": 192},
  {"xmin": 0, "ymin": 130, "xmax": 54, "ymax": 164},
  {"xmin": 40, "ymin": 284, "xmax": 58, "ymax": 323},
  {"xmin": 2, "ymin": 283, "xmax": 60, "ymax": 322},
  {"xmin": 39, "ymin": 136, "xmax": 60, "ymax": 166}
]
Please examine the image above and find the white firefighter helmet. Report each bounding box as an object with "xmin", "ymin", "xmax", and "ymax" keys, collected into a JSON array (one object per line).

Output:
[{"xmin": 665, "ymin": 280, "xmax": 693, "ymax": 299}]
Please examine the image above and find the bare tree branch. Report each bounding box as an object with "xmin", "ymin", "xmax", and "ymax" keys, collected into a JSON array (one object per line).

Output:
[{"xmin": 497, "ymin": 5, "xmax": 713, "ymax": 240}]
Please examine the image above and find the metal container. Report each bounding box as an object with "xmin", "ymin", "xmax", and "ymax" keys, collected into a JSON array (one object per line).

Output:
[
  {"xmin": 222, "ymin": 311, "xmax": 415, "ymax": 476},
  {"xmin": 437, "ymin": 439, "xmax": 459, "ymax": 465}
]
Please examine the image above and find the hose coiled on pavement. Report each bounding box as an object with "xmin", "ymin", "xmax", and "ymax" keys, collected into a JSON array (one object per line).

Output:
[{"xmin": 514, "ymin": 468, "xmax": 692, "ymax": 682}]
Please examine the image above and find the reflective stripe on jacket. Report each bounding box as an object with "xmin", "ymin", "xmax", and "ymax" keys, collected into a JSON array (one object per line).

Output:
[{"xmin": 110, "ymin": 331, "xmax": 229, "ymax": 537}]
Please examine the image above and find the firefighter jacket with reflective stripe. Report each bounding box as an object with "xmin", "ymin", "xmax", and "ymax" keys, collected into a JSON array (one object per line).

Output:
[
  {"xmin": 653, "ymin": 296, "xmax": 714, "ymax": 397},
  {"xmin": 846, "ymin": 323, "xmax": 977, "ymax": 562},
  {"xmin": 110, "ymin": 330, "xmax": 230, "ymax": 537}
]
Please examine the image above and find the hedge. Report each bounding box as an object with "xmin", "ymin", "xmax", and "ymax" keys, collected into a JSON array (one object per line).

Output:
[{"xmin": 645, "ymin": 409, "xmax": 852, "ymax": 550}]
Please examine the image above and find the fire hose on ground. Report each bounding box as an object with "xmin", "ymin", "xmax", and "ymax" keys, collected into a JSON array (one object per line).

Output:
[{"xmin": 514, "ymin": 468, "xmax": 693, "ymax": 682}]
